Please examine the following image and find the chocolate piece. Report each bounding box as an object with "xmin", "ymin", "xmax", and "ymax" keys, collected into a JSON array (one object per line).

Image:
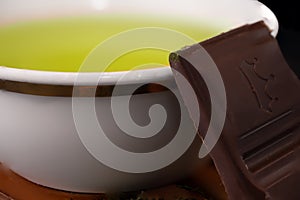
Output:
[
  {"xmin": 170, "ymin": 21, "xmax": 300, "ymax": 200},
  {"xmin": 135, "ymin": 185, "xmax": 207, "ymax": 200}
]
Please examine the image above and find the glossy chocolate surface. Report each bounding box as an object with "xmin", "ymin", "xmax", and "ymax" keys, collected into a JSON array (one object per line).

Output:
[{"xmin": 170, "ymin": 22, "xmax": 300, "ymax": 200}]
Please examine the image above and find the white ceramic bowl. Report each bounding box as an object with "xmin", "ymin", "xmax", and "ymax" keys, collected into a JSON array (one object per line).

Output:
[{"xmin": 0, "ymin": 0, "xmax": 278, "ymax": 193}]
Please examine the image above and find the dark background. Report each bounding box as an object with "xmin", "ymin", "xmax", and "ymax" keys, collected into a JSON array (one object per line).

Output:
[{"xmin": 260, "ymin": 0, "xmax": 299, "ymax": 77}]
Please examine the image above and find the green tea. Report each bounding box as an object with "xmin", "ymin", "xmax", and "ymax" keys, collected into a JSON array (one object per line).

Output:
[{"xmin": 0, "ymin": 15, "xmax": 220, "ymax": 72}]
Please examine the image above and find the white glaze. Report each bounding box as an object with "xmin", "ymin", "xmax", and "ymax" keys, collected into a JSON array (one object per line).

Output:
[{"xmin": 0, "ymin": 0, "xmax": 278, "ymax": 193}]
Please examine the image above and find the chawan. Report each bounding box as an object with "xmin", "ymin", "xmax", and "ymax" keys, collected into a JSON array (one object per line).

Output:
[{"xmin": 0, "ymin": 0, "xmax": 278, "ymax": 193}]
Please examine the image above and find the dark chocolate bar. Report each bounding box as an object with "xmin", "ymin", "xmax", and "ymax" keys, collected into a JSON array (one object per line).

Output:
[{"xmin": 169, "ymin": 22, "xmax": 300, "ymax": 200}]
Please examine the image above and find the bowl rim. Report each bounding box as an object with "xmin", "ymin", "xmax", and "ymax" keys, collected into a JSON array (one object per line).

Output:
[{"xmin": 0, "ymin": 66, "xmax": 173, "ymax": 86}]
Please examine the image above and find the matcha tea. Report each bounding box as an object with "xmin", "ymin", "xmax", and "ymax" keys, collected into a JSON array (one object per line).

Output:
[{"xmin": 0, "ymin": 15, "xmax": 220, "ymax": 72}]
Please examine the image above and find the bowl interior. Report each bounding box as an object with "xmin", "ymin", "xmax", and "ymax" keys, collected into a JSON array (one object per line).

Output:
[{"xmin": 0, "ymin": 0, "xmax": 278, "ymax": 85}]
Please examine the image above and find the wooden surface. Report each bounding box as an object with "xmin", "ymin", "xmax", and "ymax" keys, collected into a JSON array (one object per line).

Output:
[
  {"xmin": 0, "ymin": 162, "xmax": 227, "ymax": 200},
  {"xmin": 0, "ymin": 192, "xmax": 12, "ymax": 200}
]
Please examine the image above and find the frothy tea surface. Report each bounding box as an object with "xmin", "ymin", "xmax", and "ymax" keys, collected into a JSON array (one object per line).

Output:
[{"xmin": 0, "ymin": 15, "xmax": 220, "ymax": 72}]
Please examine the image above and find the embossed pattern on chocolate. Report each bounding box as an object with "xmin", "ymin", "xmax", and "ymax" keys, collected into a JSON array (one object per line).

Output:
[{"xmin": 170, "ymin": 21, "xmax": 300, "ymax": 200}]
